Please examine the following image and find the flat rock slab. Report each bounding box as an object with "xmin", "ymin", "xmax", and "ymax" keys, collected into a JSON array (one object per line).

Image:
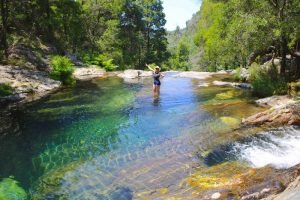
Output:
[
  {"xmin": 255, "ymin": 95, "xmax": 296, "ymax": 108},
  {"xmin": 212, "ymin": 80, "xmax": 253, "ymax": 89},
  {"xmin": 117, "ymin": 70, "xmax": 152, "ymax": 79},
  {"xmin": 73, "ymin": 67, "xmax": 105, "ymax": 81}
]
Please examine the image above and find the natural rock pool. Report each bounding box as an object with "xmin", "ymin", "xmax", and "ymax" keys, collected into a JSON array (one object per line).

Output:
[{"xmin": 1, "ymin": 72, "xmax": 300, "ymax": 199}]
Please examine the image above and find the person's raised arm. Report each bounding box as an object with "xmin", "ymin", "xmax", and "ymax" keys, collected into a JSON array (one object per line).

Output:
[{"xmin": 146, "ymin": 64, "xmax": 154, "ymax": 71}]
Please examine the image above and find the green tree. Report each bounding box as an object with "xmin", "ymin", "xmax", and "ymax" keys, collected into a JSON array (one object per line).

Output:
[{"xmin": 0, "ymin": 0, "xmax": 8, "ymax": 59}]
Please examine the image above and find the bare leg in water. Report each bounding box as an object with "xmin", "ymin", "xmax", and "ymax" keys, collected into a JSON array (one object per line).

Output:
[{"xmin": 153, "ymin": 85, "xmax": 160, "ymax": 96}]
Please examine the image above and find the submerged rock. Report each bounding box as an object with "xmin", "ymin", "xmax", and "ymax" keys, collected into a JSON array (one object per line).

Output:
[
  {"xmin": 187, "ymin": 161, "xmax": 300, "ymax": 200},
  {"xmin": 242, "ymin": 103, "xmax": 300, "ymax": 127},
  {"xmin": 215, "ymin": 90, "xmax": 243, "ymax": 100},
  {"xmin": 220, "ymin": 116, "xmax": 240, "ymax": 128}
]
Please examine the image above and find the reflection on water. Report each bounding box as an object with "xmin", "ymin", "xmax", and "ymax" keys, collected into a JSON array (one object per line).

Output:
[
  {"xmin": 0, "ymin": 73, "xmax": 277, "ymax": 199},
  {"xmin": 152, "ymin": 96, "xmax": 160, "ymax": 106}
]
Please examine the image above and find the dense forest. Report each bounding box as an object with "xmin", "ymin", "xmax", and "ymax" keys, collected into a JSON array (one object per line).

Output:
[
  {"xmin": 169, "ymin": 0, "xmax": 300, "ymax": 73},
  {"xmin": 0, "ymin": 0, "xmax": 169, "ymax": 70}
]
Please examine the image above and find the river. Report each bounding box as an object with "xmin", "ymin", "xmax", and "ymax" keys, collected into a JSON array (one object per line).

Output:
[{"xmin": 0, "ymin": 72, "xmax": 299, "ymax": 199}]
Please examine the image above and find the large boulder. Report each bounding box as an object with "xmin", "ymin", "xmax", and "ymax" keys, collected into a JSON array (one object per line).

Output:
[
  {"xmin": 262, "ymin": 58, "xmax": 281, "ymax": 73},
  {"xmin": 240, "ymin": 68, "xmax": 249, "ymax": 82},
  {"xmin": 242, "ymin": 103, "xmax": 300, "ymax": 127}
]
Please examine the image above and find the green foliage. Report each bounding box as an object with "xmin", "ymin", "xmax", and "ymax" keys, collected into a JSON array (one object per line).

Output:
[
  {"xmin": 249, "ymin": 63, "xmax": 288, "ymax": 97},
  {"xmin": 233, "ymin": 67, "xmax": 241, "ymax": 82},
  {"xmin": 0, "ymin": 83, "xmax": 14, "ymax": 97},
  {"xmin": 0, "ymin": 0, "xmax": 169, "ymax": 69},
  {"xmin": 167, "ymin": 10, "xmax": 202, "ymax": 71},
  {"xmin": 119, "ymin": 0, "xmax": 169, "ymax": 69},
  {"xmin": 80, "ymin": 53, "xmax": 118, "ymax": 71},
  {"xmin": 193, "ymin": 0, "xmax": 300, "ymax": 72},
  {"xmin": 168, "ymin": 39, "xmax": 191, "ymax": 71},
  {"xmin": 50, "ymin": 56, "xmax": 75, "ymax": 85},
  {"xmin": 0, "ymin": 177, "xmax": 27, "ymax": 200}
]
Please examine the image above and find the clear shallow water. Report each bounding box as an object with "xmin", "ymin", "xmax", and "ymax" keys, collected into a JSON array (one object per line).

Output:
[{"xmin": 1, "ymin": 73, "xmax": 296, "ymax": 199}]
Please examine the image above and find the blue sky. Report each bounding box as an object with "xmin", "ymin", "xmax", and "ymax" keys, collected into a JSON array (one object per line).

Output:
[{"xmin": 163, "ymin": 0, "xmax": 202, "ymax": 31}]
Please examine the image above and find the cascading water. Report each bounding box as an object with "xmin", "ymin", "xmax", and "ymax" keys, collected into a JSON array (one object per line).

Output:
[{"xmin": 233, "ymin": 126, "xmax": 300, "ymax": 169}]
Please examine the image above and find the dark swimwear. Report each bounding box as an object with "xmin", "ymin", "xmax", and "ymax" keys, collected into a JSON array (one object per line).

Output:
[{"xmin": 153, "ymin": 72, "xmax": 161, "ymax": 86}]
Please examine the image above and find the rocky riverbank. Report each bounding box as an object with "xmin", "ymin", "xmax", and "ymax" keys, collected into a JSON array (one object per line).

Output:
[
  {"xmin": 0, "ymin": 65, "xmax": 61, "ymax": 137},
  {"xmin": 0, "ymin": 66, "xmax": 155, "ymax": 137},
  {"xmin": 243, "ymin": 96, "xmax": 299, "ymax": 127},
  {"xmin": 1, "ymin": 66, "xmax": 300, "ymax": 199},
  {"xmin": 0, "ymin": 65, "xmax": 61, "ymax": 106}
]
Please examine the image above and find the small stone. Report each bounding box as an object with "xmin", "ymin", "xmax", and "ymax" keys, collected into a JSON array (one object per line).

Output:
[
  {"xmin": 211, "ymin": 192, "xmax": 221, "ymax": 199},
  {"xmin": 241, "ymin": 192, "xmax": 260, "ymax": 200},
  {"xmin": 260, "ymin": 188, "xmax": 271, "ymax": 195}
]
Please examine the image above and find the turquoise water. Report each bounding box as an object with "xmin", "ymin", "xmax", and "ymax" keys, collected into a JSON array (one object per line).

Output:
[{"xmin": 0, "ymin": 73, "xmax": 265, "ymax": 199}]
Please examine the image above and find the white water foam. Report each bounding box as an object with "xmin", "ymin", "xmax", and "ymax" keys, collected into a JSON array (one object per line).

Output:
[{"xmin": 233, "ymin": 126, "xmax": 300, "ymax": 169}]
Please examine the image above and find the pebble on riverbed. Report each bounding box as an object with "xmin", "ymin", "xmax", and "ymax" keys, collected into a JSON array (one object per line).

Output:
[{"xmin": 211, "ymin": 192, "xmax": 222, "ymax": 199}]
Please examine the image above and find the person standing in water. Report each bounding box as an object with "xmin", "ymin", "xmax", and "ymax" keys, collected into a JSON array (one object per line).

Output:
[{"xmin": 146, "ymin": 64, "xmax": 164, "ymax": 95}]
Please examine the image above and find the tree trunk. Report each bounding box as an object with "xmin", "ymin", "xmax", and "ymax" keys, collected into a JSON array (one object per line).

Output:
[
  {"xmin": 44, "ymin": 0, "xmax": 53, "ymax": 42},
  {"xmin": 280, "ymin": 34, "xmax": 287, "ymax": 75},
  {"xmin": 0, "ymin": 0, "xmax": 8, "ymax": 59}
]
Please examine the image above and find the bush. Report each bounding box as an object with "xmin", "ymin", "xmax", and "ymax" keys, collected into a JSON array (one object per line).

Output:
[
  {"xmin": 160, "ymin": 63, "xmax": 170, "ymax": 71},
  {"xmin": 0, "ymin": 177, "xmax": 27, "ymax": 200},
  {"xmin": 50, "ymin": 55, "xmax": 75, "ymax": 85},
  {"xmin": 233, "ymin": 67, "xmax": 241, "ymax": 82},
  {"xmin": 80, "ymin": 53, "xmax": 117, "ymax": 71},
  {"xmin": 249, "ymin": 63, "xmax": 288, "ymax": 97},
  {"xmin": 0, "ymin": 83, "xmax": 14, "ymax": 97}
]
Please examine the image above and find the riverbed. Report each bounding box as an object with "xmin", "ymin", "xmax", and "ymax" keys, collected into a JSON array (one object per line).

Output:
[{"xmin": 1, "ymin": 72, "xmax": 299, "ymax": 199}]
